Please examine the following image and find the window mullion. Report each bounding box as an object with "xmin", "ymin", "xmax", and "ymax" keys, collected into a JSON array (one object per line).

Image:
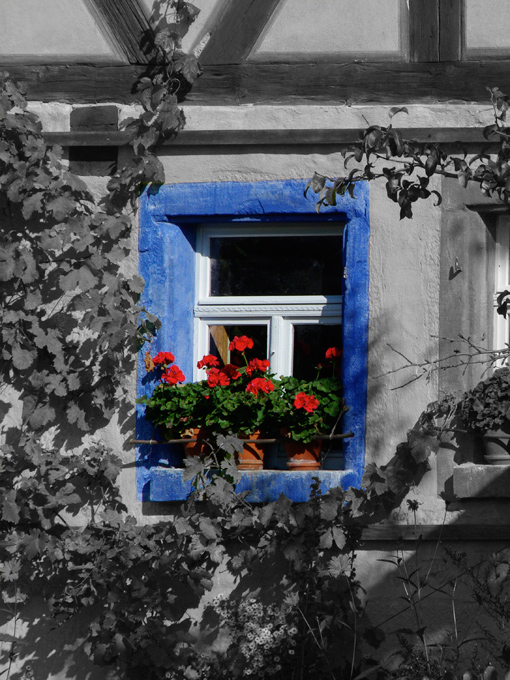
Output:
[{"xmin": 269, "ymin": 316, "xmax": 291, "ymax": 377}]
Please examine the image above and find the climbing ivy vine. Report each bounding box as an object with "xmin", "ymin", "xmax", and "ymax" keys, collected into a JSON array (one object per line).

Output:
[{"xmin": 1, "ymin": 6, "xmax": 509, "ymax": 677}]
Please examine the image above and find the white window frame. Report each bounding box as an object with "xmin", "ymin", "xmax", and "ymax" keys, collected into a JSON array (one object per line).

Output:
[
  {"xmin": 193, "ymin": 223, "xmax": 343, "ymax": 380},
  {"xmin": 494, "ymin": 215, "xmax": 510, "ymax": 352}
]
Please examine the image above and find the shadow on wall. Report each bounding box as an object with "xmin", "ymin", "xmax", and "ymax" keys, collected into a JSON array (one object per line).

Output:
[{"xmin": 0, "ymin": 598, "xmax": 108, "ymax": 680}]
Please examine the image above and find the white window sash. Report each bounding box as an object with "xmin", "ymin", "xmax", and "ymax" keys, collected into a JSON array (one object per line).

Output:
[
  {"xmin": 495, "ymin": 215, "xmax": 510, "ymax": 352},
  {"xmin": 194, "ymin": 222, "xmax": 343, "ymax": 380}
]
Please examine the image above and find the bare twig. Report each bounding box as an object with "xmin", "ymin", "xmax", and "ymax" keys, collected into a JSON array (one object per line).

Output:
[{"xmin": 374, "ymin": 335, "xmax": 509, "ymax": 390}]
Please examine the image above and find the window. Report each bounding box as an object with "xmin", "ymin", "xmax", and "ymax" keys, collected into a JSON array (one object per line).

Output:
[
  {"xmin": 194, "ymin": 223, "xmax": 343, "ymax": 381},
  {"xmin": 136, "ymin": 180, "xmax": 369, "ymax": 502},
  {"xmin": 494, "ymin": 216, "xmax": 510, "ymax": 352}
]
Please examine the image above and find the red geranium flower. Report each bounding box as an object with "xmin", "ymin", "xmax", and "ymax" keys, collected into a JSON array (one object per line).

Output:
[
  {"xmin": 294, "ymin": 392, "xmax": 319, "ymax": 413},
  {"xmin": 207, "ymin": 368, "xmax": 230, "ymax": 388},
  {"xmin": 197, "ymin": 354, "xmax": 220, "ymax": 369},
  {"xmin": 221, "ymin": 363, "xmax": 241, "ymax": 380},
  {"xmin": 246, "ymin": 377, "xmax": 275, "ymax": 396},
  {"xmin": 246, "ymin": 358, "xmax": 270, "ymax": 376},
  {"xmin": 161, "ymin": 365, "xmax": 185, "ymax": 385},
  {"xmin": 325, "ymin": 347, "xmax": 342, "ymax": 360},
  {"xmin": 228, "ymin": 335, "xmax": 254, "ymax": 353},
  {"xmin": 153, "ymin": 351, "xmax": 175, "ymax": 367}
]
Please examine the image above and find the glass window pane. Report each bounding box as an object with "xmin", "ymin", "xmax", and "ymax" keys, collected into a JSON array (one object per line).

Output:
[
  {"xmin": 210, "ymin": 234, "xmax": 343, "ymax": 297},
  {"xmin": 208, "ymin": 324, "xmax": 267, "ymax": 367},
  {"xmin": 293, "ymin": 324, "xmax": 342, "ymax": 381}
]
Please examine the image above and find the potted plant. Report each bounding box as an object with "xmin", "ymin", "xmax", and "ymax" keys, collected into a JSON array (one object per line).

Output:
[
  {"xmin": 457, "ymin": 367, "xmax": 510, "ymax": 465},
  {"xmin": 138, "ymin": 339, "xmax": 277, "ymax": 469},
  {"xmin": 138, "ymin": 339, "xmax": 346, "ymax": 471},
  {"xmin": 267, "ymin": 348, "xmax": 345, "ymax": 470}
]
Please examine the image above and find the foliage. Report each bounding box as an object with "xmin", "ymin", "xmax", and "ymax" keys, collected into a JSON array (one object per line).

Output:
[
  {"xmin": 1, "ymin": 16, "xmax": 509, "ymax": 680},
  {"xmin": 457, "ymin": 367, "xmax": 510, "ymax": 432},
  {"xmin": 270, "ymin": 371, "xmax": 344, "ymax": 443},
  {"xmin": 139, "ymin": 341, "xmax": 277, "ymax": 437},
  {"xmin": 448, "ymin": 547, "xmax": 510, "ymax": 667},
  {"xmin": 306, "ymin": 87, "xmax": 510, "ymax": 221},
  {"xmin": 139, "ymin": 340, "xmax": 344, "ymax": 443}
]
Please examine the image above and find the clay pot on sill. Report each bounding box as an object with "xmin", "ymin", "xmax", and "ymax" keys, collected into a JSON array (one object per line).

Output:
[
  {"xmin": 237, "ymin": 430, "xmax": 265, "ymax": 470},
  {"xmin": 482, "ymin": 424, "xmax": 510, "ymax": 465},
  {"xmin": 181, "ymin": 427, "xmax": 213, "ymax": 458},
  {"xmin": 281, "ymin": 429, "xmax": 322, "ymax": 471}
]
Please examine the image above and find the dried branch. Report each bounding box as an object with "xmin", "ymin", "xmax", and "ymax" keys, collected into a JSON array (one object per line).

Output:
[{"xmin": 375, "ymin": 335, "xmax": 509, "ymax": 390}]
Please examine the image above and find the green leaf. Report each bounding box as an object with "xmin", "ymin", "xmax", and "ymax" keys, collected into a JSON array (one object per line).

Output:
[
  {"xmin": 46, "ymin": 194, "xmax": 76, "ymax": 220},
  {"xmin": 319, "ymin": 528, "xmax": 333, "ymax": 549},
  {"xmin": 304, "ymin": 172, "xmax": 327, "ymax": 197},
  {"xmin": 388, "ymin": 106, "xmax": 409, "ymax": 119},
  {"xmin": 12, "ymin": 344, "xmax": 36, "ymax": 370},
  {"xmin": 60, "ymin": 265, "xmax": 97, "ymax": 293},
  {"xmin": 22, "ymin": 191, "xmax": 45, "ymax": 219},
  {"xmin": 2, "ymin": 490, "xmax": 20, "ymax": 523},
  {"xmin": 199, "ymin": 517, "xmax": 218, "ymax": 541},
  {"xmin": 67, "ymin": 402, "xmax": 90, "ymax": 431},
  {"xmin": 28, "ymin": 404, "xmax": 56, "ymax": 430},
  {"xmin": 128, "ymin": 275, "xmax": 145, "ymax": 294}
]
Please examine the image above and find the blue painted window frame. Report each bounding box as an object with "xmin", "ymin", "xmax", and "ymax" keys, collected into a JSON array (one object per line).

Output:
[{"xmin": 136, "ymin": 179, "xmax": 369, "ymax": 502}]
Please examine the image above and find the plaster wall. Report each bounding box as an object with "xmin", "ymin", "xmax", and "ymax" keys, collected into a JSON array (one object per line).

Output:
[
  {"xmin": 253, "ymin": 0, "xmax": 405, "ymax": 58},
  {"xmin": 464, "ymin": 0, "xmax": 510, "ymax": 51},
  {"xmin": 1, "ymin": 102, "xmax": 449, "ymax": 522},
  {"xmin": 0, "ymin": 0, "xmax": 118, "ymax": 60},
  {"xmin": 2, "ymin": 98, "xmax": 509, "ymax": 680}
]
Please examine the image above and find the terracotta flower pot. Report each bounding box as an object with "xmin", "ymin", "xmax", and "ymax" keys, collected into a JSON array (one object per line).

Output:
[
  {"xmin": 284, "ymin": 438, "xmax": 322, "ymax": 471},
  {"xmin": 483, "ymin": 427, "xmax": 510, "ymax": 465},
  {"xmin": 182, "ymin": 428, "xmax": 213, "ymax": 458},
  {"xmin": 237, "ymin": 430, "xmax": 265, "ymax": 470}
]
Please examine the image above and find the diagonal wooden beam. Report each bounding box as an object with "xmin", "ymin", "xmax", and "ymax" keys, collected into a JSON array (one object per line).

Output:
[
  {"xmin": 84, "ymin": 0, "xmax": 155, "ymax": 64},
  {"xmin": 199, "ymin": 0, "xmax": 282, "ymax": 65}
]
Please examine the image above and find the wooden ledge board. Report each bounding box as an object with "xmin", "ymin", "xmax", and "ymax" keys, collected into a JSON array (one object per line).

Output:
[
  {"xmin": 362, "ymin": 523, "xmax": 510, "ymax": 542},
  {"xmin": 43, "ymin": 127, "xmax": 490, "ymax": 147}
]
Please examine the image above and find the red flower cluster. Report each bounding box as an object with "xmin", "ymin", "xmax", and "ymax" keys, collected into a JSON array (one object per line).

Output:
[
  {"xmin": 221, "ymin": 363, "xmax": 241, "ymax": 380},
  {"xmin": 153, "ymin": 351, "xmax": 175, "ymax": 367},
  {"xmin": 246, "ymin": 377, "xmax": 275, "ymax": 396},
  {"xmin": 246, "ymin": 358, "xmax": 270, "ymax": 376},
  {"xmin": 162, "ymin": 365, "xmax": 185, "ymax": 385},
  {"xmin": 294, "ymin": 392, "xmax": 319, "ymax": 413},
  {"xmin": 229, "ymin": 335, "xmax": 254, "ymax": 353},
  {"xmin": 197, "ymin": 354, "xmax": 219, "ymax": 369},
  {"xmin": 206, "ymin": 368, "xmax": 230, "ymax": 388},
  {"xmin": 325, "ymin": 347, "xmax": 342, "ymax": 360}
]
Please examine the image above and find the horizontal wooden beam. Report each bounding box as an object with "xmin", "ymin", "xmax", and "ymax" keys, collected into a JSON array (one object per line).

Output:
[
  {"xmin": 1, "ymin": 63, "xmax": 146, "ymax": 104},
  {"xmin": 362, "ymin": 523, "xmax": 510, "ymax": 542},
  {"xmin": 189, "ymin": 61, "xmax": 510, "ymax": 106},
  {"xmin": 43, "ymin": 127, "xmax": 491, "ymax": 148},
  {"xmin": 3, "ymin": 60, "xmax": 510, "ymax": 105}
]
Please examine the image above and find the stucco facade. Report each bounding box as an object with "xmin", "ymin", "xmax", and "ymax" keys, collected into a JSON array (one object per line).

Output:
[{"xmin": 2, "ymin": 1, "xmax": 510, "ymax": 677}]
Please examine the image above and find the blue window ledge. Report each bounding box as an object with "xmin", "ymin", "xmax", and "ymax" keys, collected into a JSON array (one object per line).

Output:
[
  {"xmin": 137, "ymin": 179, "xmax": 370, "ymax": 502},
  {"xmin": 149, "ymin": 469, "xmax": 361, "ymax": 503}
]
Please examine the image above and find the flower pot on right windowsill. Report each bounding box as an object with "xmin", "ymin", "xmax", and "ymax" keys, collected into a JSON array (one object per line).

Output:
[
  {"xmin": 284, "ymin": 438, "xmax": 322, "ymax": 470},
  {"xmin": 482, "ymin": 426, "xmax": 510, "ymax": 465},
  {"xmin": 457, "ymin": 368, "xmax": 510, "ymax": 466}
]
